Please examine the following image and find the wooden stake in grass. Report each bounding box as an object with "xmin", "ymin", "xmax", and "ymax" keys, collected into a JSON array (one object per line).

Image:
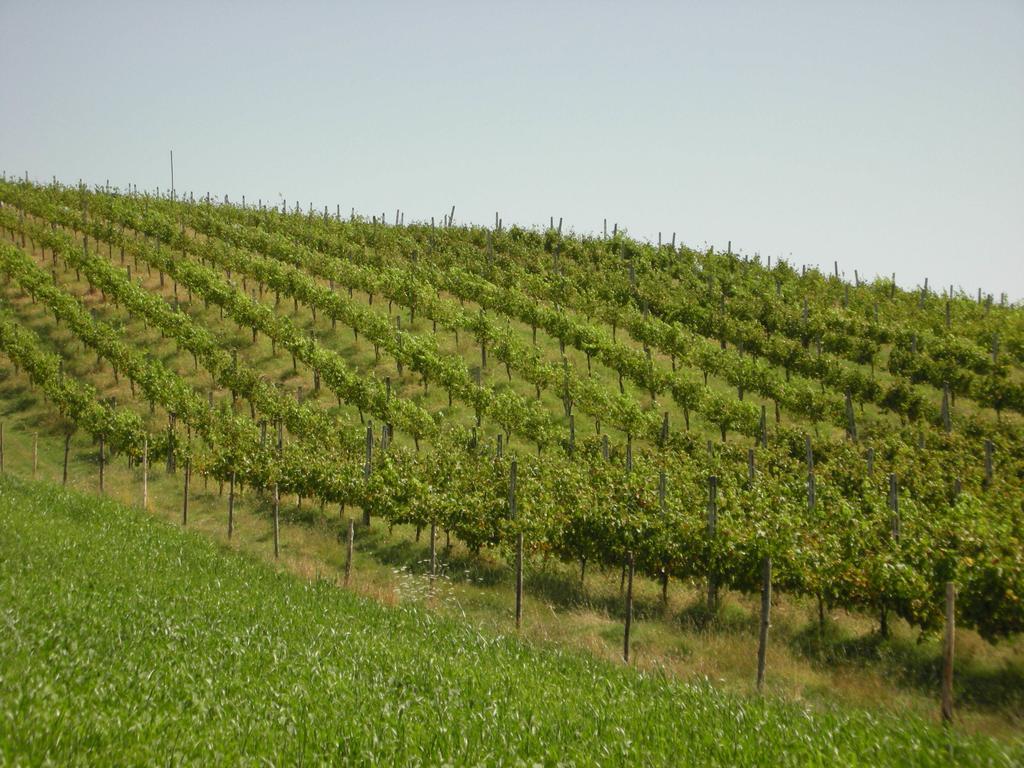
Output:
[
  {"xmin": 273, "ymin": 482, "xmax": 280, "ymax": 559},
  {"xmin": 227, "ymin": 471, "xmax": 236, "ymax": 540},
  {"xmin": 429, "ymin": 522, "xmax": 437, "ymax": 579},
  {"xmin": 63, "ymin": 431, "xmax": 72, "ymax": 486},
  {"xmin": 363, "ymin": 423, "xmax": 373, "ymax": 526},
  {"xmin": 141, "ymin": 437, "xmax": 148, "ymax": 509},
  {"xmin": 32, "ymin": 432, "xmax": 38, "ymax": 478},
  {"xmin": 659, "ymin": 470, "xmax": 669, "ymax": 603},
  {"xmin": 707, "ymin": 475, "xmax": 719, "ymax": 614},
  {"xmin": 182, "ymin": 459, "xmax": 190, "ymax": 525},
  {"xmin": 942, "ymin": 582, "xmax": 956, "ymax": 724},
  {"xmin": 845, "ymin": 391, "xmax": 857, "ymax": 442},
  {"xmin": 98, "ymin": 435, "xmax": 105, "ymax": 494},
  {"xmin": 756, "ymin": 555, "xmax": 772, "ymax": 692},
  {"xmin": 510, "ymin": 458, "xmax": 523, "ymax": 630},
  {"xmin": 344, "ymin": 518, "xmax": 354, "ymax": 586},
  {"xmin": 623, "ymin": 551, "xmax": 635, "ymax": 663},
  {"xmin": 888, "ymin": 473, "xmax": 900, "ymax": 541}
]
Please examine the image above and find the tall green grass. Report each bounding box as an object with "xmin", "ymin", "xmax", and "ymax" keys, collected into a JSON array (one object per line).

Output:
[{"xmin": 0, "ymin": 475, "xmax": 1018, "ymax": 766}]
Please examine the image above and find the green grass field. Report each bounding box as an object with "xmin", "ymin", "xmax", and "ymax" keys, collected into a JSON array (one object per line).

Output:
[{"xmin": 0, "ymin": 474, "xmax": 1020, "ymax": 766}]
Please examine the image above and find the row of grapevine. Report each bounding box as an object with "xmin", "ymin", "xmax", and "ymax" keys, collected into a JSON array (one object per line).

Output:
[
  {"xmin": 0, "ymin": 234, "xmax": 371, "ymax": 458},
  {"xmin": 0, "ymin": 198, "xmax": 441, "ymax": 443},
  {"xmin": 525, "ymin": 224, "xmax": 1021, "ymax": 375},
  {"xmin": 171, "ymin": 201, "xmax": 762, "ymax": 441},
  {"xmin": 221, "ymin": 199, "xmax": 1018, "ymax": 431}
]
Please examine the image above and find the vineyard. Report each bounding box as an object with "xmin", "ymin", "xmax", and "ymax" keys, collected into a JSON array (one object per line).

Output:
[{"xmin": 0, "ymin": 177, "xmax": 1022, "ymax": 706}]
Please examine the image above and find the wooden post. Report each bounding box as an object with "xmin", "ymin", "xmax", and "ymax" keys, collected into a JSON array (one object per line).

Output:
[
  {"xmin": 32, "ymin": 432, "xmax": 37, "ymax": 478},
  {"xmin": 363, "ymin": 423, "xmax": 373, "ymax": 526},
  {"xmin": 228, "ymin": 471, "xmax": 235, "ymax": 539},
  {"xmin": 845, "ymin": 391, "xmax": 857, "ymax": 441},
  {"xmin": 510, "ymin": 459, "xmax": 522, "ymax": 629},
  {"xmin": 509, "ymin": 528, "xmax": 522, "ymax": 629},
  {"xmin": 60, "ymin": 432, "xmax": 71, "ymax": 486},
  {"xmin": 141, "ymin": 437, "xmax": 148, "ymax": 508},
  {"xmin": 942, "ymin": 582, "xmax": 955, "ymax": 724},
  {"xmin": 805, "ymin": 435, "xmax": 816, "ymax": 510},
  {"xmin": 888, "ymin": 473, "xmax": 900, "ymax": 541},
  {"xmin": 756, "ymin": 556, "xmax": 772, "ymax": 691},
  {"xmin": 182, "ymin": 459, "xmax": 190, "ymax": 525},
  {"xmin": 344, "ymin": 518, "xmax": 354, "ymax": 586},
  {"xmin": 707, "ymin": 475, "xmax": 718, "ymax": 613},
  {"xmin": 98, "ymin": 435, "xmax": 105, "ymax": 493},
  {"xmin": 166, "ymin": 413, "xmax": 177, "ymax": 475},
  {"xmin": 657, "ymin": 469, "xmax": 669, "ymax": 602},
  {"xmin": 623, "ymin": 552, "xmax": 635, "ymax": 663},
  {"xmin": 273, "ymin": 482, "xmax": 280, "ymax": 558},
  {"xmin": 429, "ymin": 522, "xmax": 437, "ymax": 578}
]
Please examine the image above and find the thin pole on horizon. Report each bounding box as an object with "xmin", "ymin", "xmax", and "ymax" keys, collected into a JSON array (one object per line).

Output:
[{"xmin": 169, "ymin": 150, "xmax": 175, "ymax": 199}]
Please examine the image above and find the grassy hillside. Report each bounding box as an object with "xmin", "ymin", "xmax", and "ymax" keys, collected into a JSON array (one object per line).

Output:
[
  {"xmin": 0, "ymin": 176, "xmax": 1022, "ymax": 748},
  {"xmin": 0, "ymin": 474, "xmax": 1019, "ymax": 766}
]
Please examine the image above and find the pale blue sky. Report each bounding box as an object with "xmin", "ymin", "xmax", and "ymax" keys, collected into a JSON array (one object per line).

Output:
[{"xmin": 2, "ymin": 1, "xmax": 1021, "ymax": 298}]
